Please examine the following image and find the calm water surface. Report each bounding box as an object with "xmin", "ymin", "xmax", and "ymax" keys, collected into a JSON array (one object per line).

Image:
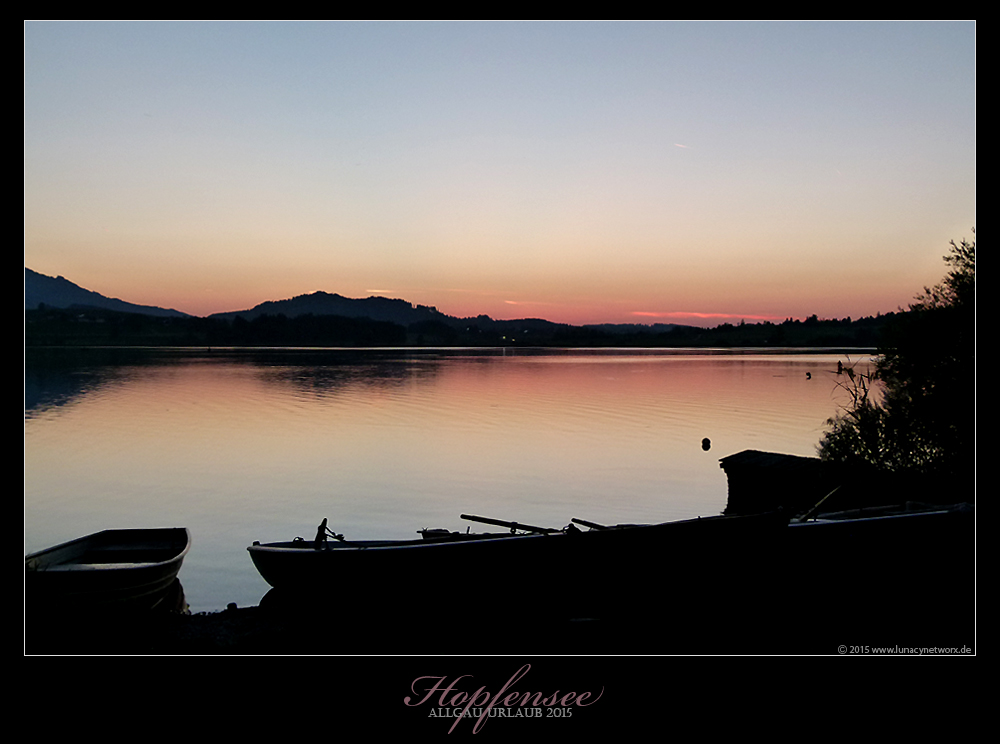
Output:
[{"xmin": 24, "ymin": 347, "xmax": 870, "ymax": 612}]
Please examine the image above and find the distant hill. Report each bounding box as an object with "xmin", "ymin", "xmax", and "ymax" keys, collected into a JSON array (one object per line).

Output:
[
  {"xmin": 24, "ymin": 268, "xmax": 189, "ymax": 318},
  {"xmin": 208, "ymin": 291, "xmax": 447, "ymax": 327}
]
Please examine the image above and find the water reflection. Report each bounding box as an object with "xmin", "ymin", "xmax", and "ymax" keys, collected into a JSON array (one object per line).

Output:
[
  {"xmin": 25, "ymin": 347, "xmax": 868, "ymax": 612},
  {"xmin": 25, "ymin": 348, "xmax": 150, "ymax": 417}
]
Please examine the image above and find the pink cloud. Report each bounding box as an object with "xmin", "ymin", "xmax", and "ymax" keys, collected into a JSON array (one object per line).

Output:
[{"xmin": 631, "ymin": 310, "xmax": 782, "ymax": 322}]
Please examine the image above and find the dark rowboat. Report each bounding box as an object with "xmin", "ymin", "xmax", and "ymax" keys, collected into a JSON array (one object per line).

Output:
[
  {"xmin": 25, "ymin": 527, "xmax": 191, "ymax": 610},
  {"xmin": 248, "ymin": 512, "xmax": 787, "ymax": 616}
]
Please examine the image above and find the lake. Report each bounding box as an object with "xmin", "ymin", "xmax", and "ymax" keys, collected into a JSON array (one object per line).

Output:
[{"xmin": 24, "ymin": 347, "xmax": 870, "ymax": 613}]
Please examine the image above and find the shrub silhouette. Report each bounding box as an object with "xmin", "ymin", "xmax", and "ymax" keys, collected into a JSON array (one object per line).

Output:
[{"xmin": 818, "ymin": 231, "xmax": 975, "ymax": 481}]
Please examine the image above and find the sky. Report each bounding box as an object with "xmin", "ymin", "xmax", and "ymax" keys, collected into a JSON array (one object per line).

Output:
[{"xmin": 24, "ymin": 21, "xmax": 976, "ymax": 326}]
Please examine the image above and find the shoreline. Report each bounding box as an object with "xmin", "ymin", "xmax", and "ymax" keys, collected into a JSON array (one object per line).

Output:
[{"xmin": 26, "ymin": 592, "xmax": 975, "ymax": 656}]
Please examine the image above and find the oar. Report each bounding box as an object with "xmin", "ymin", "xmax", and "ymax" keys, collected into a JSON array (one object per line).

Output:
[
  {"xmin": 460, "ymin": 514, "xmax": 559, "ymax": 534},
  {"xmin": 796, "ymin": 486, "xmax": 842, "ymax": 522},
  {"xmin": 571, "ymin": 517, "xmax": 608, "ymax": 530}
]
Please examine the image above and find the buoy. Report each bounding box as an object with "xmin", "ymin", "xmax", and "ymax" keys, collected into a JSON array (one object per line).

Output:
[{"xmin": 701, "ymin": 438, "xmax": 711, "ymax": 451}]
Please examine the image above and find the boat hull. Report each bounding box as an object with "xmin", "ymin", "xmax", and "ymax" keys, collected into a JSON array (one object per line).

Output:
[
  {"xmin": 25, "ymin": 527, "xmax": 192, "ymax": 611},
  {"xmin": 249, "ymin": 513, "xmax": 787, "ymax": 617}
]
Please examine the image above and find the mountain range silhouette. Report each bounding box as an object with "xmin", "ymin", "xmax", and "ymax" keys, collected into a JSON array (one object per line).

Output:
[
  {"xmin": 24, "ymin": 268, "xmax": 893, "ymax": 348},
  {"xmin": 24, "ymin": 267, "xmax": 679, "ymax": 335}
]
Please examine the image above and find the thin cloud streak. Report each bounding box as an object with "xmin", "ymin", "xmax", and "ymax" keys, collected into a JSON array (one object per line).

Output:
[{"xmin": 632, "ymin": 311, "xmax": 784, "ymax": 322}]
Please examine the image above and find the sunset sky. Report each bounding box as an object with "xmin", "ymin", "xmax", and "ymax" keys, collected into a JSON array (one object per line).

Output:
[{"xmin": 24, "ymin": 21, "xmax": 975, "ymax": 326}]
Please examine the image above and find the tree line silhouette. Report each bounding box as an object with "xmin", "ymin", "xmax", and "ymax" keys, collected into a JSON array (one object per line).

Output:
[
  {"xmin": 818, "ymin": 233, "xmax": 975, "ymax": 486},
  {"xmin": 25, "ymin": 306, "xmax": 897, "ymax": 349}
]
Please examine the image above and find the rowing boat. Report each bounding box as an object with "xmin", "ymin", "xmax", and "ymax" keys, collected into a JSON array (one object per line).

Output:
[
  {"xmin": 248, "ymin": 512, "xmax": 787, "ymax": 616},
  {"xmin": 25, "ymin": 527, "xmax": 191, "ymax": 610}
]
